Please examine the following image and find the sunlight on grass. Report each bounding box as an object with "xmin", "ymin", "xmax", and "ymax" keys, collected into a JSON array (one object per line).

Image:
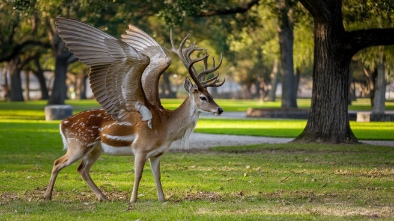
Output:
[
  {"xmin": 0, "ymin": 99, "xmax": 394, "ymax": 140},
  {"xmin": 0, "ymin": 99, "xmax": 394, "ymax": 220},
  {"xmin": 1, "ymin": 139, "xmax": 393, "ymax": 220},
  {"xmin": 195, "ymin": 118, "xmax": 394, "ymax": 140}
]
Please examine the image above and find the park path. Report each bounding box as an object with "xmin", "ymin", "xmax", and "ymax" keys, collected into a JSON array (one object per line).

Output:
[{"xmin": 174, "ymin": 112, "xmax": 394, "ymax": 150}]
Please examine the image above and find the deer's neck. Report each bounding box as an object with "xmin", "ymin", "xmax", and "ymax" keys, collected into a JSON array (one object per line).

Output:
[{"xmin": 167, "ymin": 96, "xmax": 199, "ymax": 147}]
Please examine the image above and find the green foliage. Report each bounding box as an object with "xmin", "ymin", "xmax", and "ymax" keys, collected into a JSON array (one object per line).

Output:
[
  {"xmin": 13, "ymin": 0, "xmax": 34, "ymax": 13},
  {"xmin": 158, "ymin": 0, "xmax": 207, "ymax": 27},
  {"xmin": 343, "ymin": 0, "xmax": 394, "ymax": 26},
  {"xmin": 343, "ymin": 0, "xmax": 394, "ymax": 81}
]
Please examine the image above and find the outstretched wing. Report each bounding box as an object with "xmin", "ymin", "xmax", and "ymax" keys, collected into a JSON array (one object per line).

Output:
[
  {"xmin": 55, "ymin": 17, "xmax": 152, "ymax": 124},
  {"xmin": 121, "ymin": 25, "xmax": 171, "ymax": 108}
]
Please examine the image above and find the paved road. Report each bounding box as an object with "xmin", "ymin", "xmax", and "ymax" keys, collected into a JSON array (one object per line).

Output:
[{"xmin": 172, "ymin": 112, "xmax": 394, "ymax": 150}]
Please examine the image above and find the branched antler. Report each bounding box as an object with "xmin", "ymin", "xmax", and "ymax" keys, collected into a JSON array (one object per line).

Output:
[{"xmin": 170, "ymin": 30, "xmax": 224, "ymax": 89}]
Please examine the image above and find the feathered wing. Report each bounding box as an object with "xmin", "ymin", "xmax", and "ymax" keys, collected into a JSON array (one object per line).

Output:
[
  {"xmin": 55, "ymin": 17, "xmax": 152, "ymax": 125},
  {"xmin": 121, "ymin": 25, "xmax": 171, "ymax": 108}
]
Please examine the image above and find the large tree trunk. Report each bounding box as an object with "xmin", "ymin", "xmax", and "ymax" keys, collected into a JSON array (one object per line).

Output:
[
  {"xmin": 1, "ymin": 66, "xmax": 10, "ymax": 100},
  {"xmin": 268, "ymin": 59, "xmax": 280, "ymax": 101},
  {"xmin": 363, "ymin": 67, "xmax": 377, "ymax": 107},
  {"xmin": 372, "ymin": 51, "xmax": 386, "ymax": 114},
  {"xmin": 76, "ymin": 73, "xmax": 88, "ymax": 100},
  {"xmin": 24, "ymin": 71, "xmax": 30, "ymax": 100},
  {"xmin": 32, "ymin": 69, "xmax": 49, "ymax": 100},
  {"xmin": 48, "ymin": 54, "xmax": 68, "ymax": 105},
  {"xmin": 295, "ymin": 1, "xmax": 357, "ymax": 143},
  {"xmin": 297, "ymin": 0, "xmax": 394, "ymax": 143},
  {"xmin": 32, "ymin": 57, "xmax": 49, "ymax": 100},
  {"xmin": 294, "ymin": 67, "xmax": 301, "ymax": 96},
  {"xmin": 9, "ymin": 59, "xmax": 24, "ymax": 101},
  {"xmin": 277, "ymin": 0, "xmax": 297, "ymax": 108},
  {"xmin": 160, "ymin": 72, "xmax": 177, "ymax": 98}
]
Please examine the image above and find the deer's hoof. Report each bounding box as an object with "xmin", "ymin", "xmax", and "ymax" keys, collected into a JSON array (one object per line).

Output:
[
  {"xmin": 127, "ymin": 203, "xmax": 134, "ymax": 211},
  {"xmin": 97, "ymin": 195, "xmax": 108, "ymax": 202}
]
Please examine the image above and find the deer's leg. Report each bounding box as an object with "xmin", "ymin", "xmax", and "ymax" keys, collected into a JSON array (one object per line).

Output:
[
  {"xmin": 149, "ymin": 156, "xmax": 165, "ymax": 202},
  {"xmin": 44, "ymin": 145, "xmax": 85, "ymax": 200},
  {"xmin": 77, "ymin": 145, "xmax": 107, "ymax": 201},
  {"xmin": 129, "ymin": 153, "xmax": 147, "ymax": 209}
]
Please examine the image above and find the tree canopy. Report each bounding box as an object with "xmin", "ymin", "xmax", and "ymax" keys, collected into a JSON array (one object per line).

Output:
[{"xmin": 3, "ymin": 0, "xmax": 394, "ymax": 143}]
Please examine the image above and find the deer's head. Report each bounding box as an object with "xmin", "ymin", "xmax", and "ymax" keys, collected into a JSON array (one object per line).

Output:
[
  {"xmin": 170, "ymin": 32, "xmax": 224, "ymax": 116},
  {"xmin": 183, "ymin": 78, "xmax": 223, "ymax": 115}
]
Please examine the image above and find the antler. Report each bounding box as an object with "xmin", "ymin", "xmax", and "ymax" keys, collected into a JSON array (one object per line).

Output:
[{"xmin": 170, "ymin": 30, "xmax": 225, "ymax": 89}]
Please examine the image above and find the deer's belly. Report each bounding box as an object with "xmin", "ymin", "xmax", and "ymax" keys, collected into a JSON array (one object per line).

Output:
[
  {"xmin": 100, "ymin": 142, "xmax": 134, "ymax": 156},
  {"xmin": 100, "ymin": 134, "xmax": 134, "ymax": 156}
]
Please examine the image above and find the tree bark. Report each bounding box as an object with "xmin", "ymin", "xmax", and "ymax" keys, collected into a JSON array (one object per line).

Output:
[
  {"xmin": 76, "ymin": 73, "xmax": 88, "ymax": 100},
  {"xmin": 295, "ymin": 0, "xmax": 356, "ymax": 143},
  {"xmin": 160, "ymin": 72, "xmax": 177, "ymax": 98},
  {"xmin": 363, "ymin": 66, "xmax": 377, "ymax": 106},
  {"xmin": 9, "ymin": 59, "xmax": 24, "ymax": 101},
  {"xmin": 31, "ymin": 57, "xmax": 49, "ymax": 100},
  {"xmin": 48, "ymin": 54, "xmax": 68, "ymax": 105},
  {"xmin": 24, "ymin": 71, "xmax": 30, "ymax": 100},
  {"xmin": 268, "ymin": 59, "xmax": 280, "ymax": 101},
  {"xmin": 32, "ymin": 69, "xmax": 49, "ymax": 100},
  {"xmin": 372, "ymin": 50, "xmax": 386, "ymax": 114},
  {"xmin": 296, "ymin": 0, "xmax": 394, "ymax": 143},
  {"xmin": 295, "ymin": 67, "xmax": 301, "ymax": 96},
  {"xmin": 277, "ymin": 0, "xmax": 297, "ymax": 108},
  {"xmin": 1, "ymin": 65, "xmax": 10, "ymax": 100}
]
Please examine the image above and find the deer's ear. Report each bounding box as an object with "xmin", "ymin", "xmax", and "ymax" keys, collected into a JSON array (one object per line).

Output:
[{"xmin": 184, "ymin": 78, "xmax": 195, "ymax": 93}]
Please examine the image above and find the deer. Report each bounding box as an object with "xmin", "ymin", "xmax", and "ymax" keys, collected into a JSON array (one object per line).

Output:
[{"xmin": 43, "ymin": 17, "xmax": 224, "ymax": 209}]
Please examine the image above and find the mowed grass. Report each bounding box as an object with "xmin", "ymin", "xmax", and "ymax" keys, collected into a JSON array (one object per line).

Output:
[
  {"xmin": 0, "ymin": 99, "xmax": 393, "ymax": 220},
  {"xmin": 1, "ymin": 98, "xmax": 394, "ymax": 120},
  {"xmin": 0, "ymin": 120, "xmax": 393, "ymax": 220},
  {"xmin": 195, "ymin": 118, "xmax": 394, "ymax": 140},
  {"xmin": 0, "ymin": 98, "xmax": 393, "ymax": 140}
]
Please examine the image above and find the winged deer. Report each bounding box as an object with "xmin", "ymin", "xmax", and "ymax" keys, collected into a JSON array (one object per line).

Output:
[{"xmin": 44, "ymin": 17, "xmax": 224, "ymax": 209}]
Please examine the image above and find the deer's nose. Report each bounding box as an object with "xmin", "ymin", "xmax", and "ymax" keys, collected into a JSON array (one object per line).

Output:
[{"xmin": 218, "ymin": 108, "xmax": 223, "ymax": 115}]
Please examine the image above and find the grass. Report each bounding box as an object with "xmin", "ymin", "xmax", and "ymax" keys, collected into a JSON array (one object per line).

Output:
[
  {"xmin": 195, "ymin": 118, "xmax": 394, "ymax": 140},
  {"xmin": 0, "ymin": 121, "xmax": 393, "ymax": 220},
  {"xmin": 0, "ymin": 99, "xmax": 393, "ymax": 220},
  {"xmin": 1, "ymin": 98, "xmax": 394, "ymax": 120},
  {"xmin": 0, "ymin": 98, "xmax": 393, "ymax": 140}
]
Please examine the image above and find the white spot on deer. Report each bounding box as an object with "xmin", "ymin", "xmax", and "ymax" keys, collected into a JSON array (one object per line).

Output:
[
  {"xmin": 103, "ymin": 134, "xmax": 134, "ymax": 142},
  {"xmin": 116, "ymin": 121, "xmax": 133, "ymax": 126},
  {"xmin": 59, "ymin": 124, "xmax": 68, "ymax": 150}
]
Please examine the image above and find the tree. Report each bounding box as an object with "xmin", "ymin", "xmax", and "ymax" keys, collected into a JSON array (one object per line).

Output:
[
  {"xmin": 0, "ymin": 2, "xmax": 48, "ymax": 101},
  {"xmin": 28, "ymin": 54, "xmax": 50, "ymax": 100},
  {"xmin": 295, "ymin": 0, "xmax": 394, "ymax": 143},
  {"xmin": 276, "ymin": 0, "xmax": 298, "ymax": 108},
  {"xmin": 14, "ymin": 0, "xmax": 164, "ymax": 104}
]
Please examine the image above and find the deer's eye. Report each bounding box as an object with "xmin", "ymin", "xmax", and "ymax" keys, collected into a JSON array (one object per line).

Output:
[{"xmin": 200, "ymin": 96, "xmax": 207, "ymax": 101}]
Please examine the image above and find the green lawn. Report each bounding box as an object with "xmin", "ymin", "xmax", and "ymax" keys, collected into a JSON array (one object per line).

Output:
[
  {"xmin": 195, "ymin": 118, "xmax": 394, "ymax": 140},
  {"xmin": 0, "ymin": 99, "xmax": 393, "ymax": 220},
  {"xmin": 0, "ymin": 121, "xmax": 393, "ymax": 220},
  {"xmin": 1, "ymin": 98, "xmax": 394, "ymax": 120}
]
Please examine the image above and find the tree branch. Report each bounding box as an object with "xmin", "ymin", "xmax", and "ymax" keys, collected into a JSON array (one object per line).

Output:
[
  {"xmin": 346, "ymin": 28, "xmax": 394, "ymax": 55},
  {"xmin": 197, "ymin": 0, "xmax": 259, "ymax": 17},
  {"xmin": 0, "ymin": 40, "xmax": 51, "ymax": 63},
  {"xmin": 67, "ymin": 53, "xmax": 78, "ymax": 64},
  {"xmin": 298, "ymin": 0, "xmax": 330, "ymax": 23}
]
